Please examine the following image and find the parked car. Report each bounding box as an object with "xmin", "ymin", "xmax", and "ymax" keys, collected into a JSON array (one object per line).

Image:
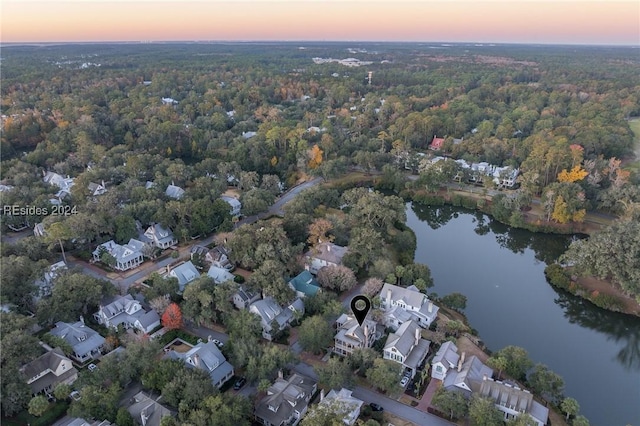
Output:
[
  {"xmin": 369, "ymin": 403, "xmax": 384, "ymax": 412},
  {"xmin": 233, "ymin": 377, "xmax": 246, "ymax": 390},
  {"xmin": 70, "ymin": 391, "xmax": 81, "ymax": 401},
  {"xmin": 400, "ymin": 376, "xmax": 410, "ymax": 387},
  {"xmin": 211, "ymin": 339, "xmax": 224, "ymax": 347},
  {"xmin": 88, "ymin": 363, "xmax": 98, "ymax": 372}
]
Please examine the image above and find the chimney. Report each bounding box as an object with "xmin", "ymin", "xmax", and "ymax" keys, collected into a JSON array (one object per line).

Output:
[
  {"xmin": 457, "ymin": 351, "xmax": 466, "ymax": 372},
  {"xmin": 320, "ymin": 389, "xmax": 325, "ymax": 402},
  {"xmin": 278, "ymin": 370, "xmax": 284, "ymax": 380},
  {"xmin": 79, "ymin": 315, "xmax": 85, "ymax": 325},
  {"xmin": 415, "ymin": 327, "xmax": 420, "ymax": 346},
  {"xmin": 428, "ymin": 301, "xmax": 433, "ymax": 313},
  {"xmin": 483, "ymin": 374, "xmax": 488, "ymax": 381},
  {"xmin": 327, "ymin": 244, "xmax": 331, "ymax": 252},
  {"xmin": 386, "ymin": 289, "xmax": 392, "ymax": 306},
  {"xmin": 193, "ymin": 354, "xmax": 200, "ymax": 367},
  {"xmin": 364, "ymin": 323, "xmax": 369, "ymax": 347},
  {"xmin": 208, "ymin": 335, "xmax": 213, "ymax": 343}
]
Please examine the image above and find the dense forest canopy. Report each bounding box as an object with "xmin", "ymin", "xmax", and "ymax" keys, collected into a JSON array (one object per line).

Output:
[{"xmin": 1, "ymin": 42, "xmax": 639, "ymax": 244}]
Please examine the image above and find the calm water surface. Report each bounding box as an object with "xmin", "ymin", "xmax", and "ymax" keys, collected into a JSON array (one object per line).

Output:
[{"xmin": 406, "ymin": 203, "xmax": 640, "ymax": 426}]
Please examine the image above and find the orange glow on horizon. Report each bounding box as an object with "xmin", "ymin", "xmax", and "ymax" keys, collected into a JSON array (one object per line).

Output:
[{"xmin": 2, "ymin": 1, "xmax": 638, "ymax": 45}]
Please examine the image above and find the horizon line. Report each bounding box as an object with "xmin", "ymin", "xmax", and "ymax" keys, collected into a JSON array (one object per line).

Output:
[{"xmin": 2, "ymin": 40, "xmax": 639, "ymax": 48}]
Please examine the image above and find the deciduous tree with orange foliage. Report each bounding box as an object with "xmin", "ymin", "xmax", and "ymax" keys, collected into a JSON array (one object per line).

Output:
[
  {"xmin": 307, "ymin": 145, "xmax": 323, "ymax": 169},
  {"xmin": 162, "ymin": 303, "xmax": 183, "ymax": 330},
  {"xmin": 557, "ymin": 166, "xmax": 588, "ymax": 183}
]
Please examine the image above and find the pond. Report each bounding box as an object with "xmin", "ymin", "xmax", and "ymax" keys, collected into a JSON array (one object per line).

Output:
[{"xmin": 406, "ymin": 203, "xmax": 640, "ymax": 426}]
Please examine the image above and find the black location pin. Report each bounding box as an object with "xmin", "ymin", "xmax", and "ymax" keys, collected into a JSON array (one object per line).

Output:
[{"xmin": 350, "ymin": 295, "xmax": 371, "ymax": 327}]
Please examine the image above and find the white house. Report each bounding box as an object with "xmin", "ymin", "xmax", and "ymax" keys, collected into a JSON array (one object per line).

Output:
[
  {"xmin": 304, "ymin": 242, "xmax": 348, "ymax": 275},
  {"xmin": 166, "ymin": 339, "xmax": 234, "ymax": 389},
  {"xmin": 207, "ymin": 265, "xmax": 235, "ymax": 284},
  {"xmin": 93, "ymin": 295, "xmax": 160, "ymax": 334},
  {"xmin": 431, "ymin": 341, "xmax": 460, "ymax": 381},
  {"xmin": 220, "ymin": 195, "xmax": 241, "ymax": 217},
  {"xmin": 48, "ymin": 319, "xmax": 105, "ymax": 363},
  {"xmin": 249, "ymin": 297, "xmax": 304, "ymax": 341},
  {"xmin": 382, "ymin": 320, "xmax": 430, "ymax": 379},
  {"xmin": 317, "ymin": 388, "xmax": 364, "ymax": 426},
  {"xmin": 142, "ymin": 224, "xmax": 177, "ymax": 249},
  {"xmin": 92, "ymin": 240, "xmax": 144, "ymax": 271},
  {"xmin": 126, "ymin": 391, "xmax": 174, "ymax": 426},
  {"xmin": 167, "ymin": 261, "xmax": 200, "ymax": 292},
  {"xmin": 478, "ymin": 377, "xmax": 549, "ymax": 426},
  {"xmin": 379, "ymin": 283, "xmax": 439, "ymax": 329},
  {"xmin": 232, "ymin": 286, "xmax": 260, "ymax": 310}
]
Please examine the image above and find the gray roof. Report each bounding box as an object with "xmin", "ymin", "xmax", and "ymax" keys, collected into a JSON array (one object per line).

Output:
[
  {"xmin": 432, "ymin": 341, "xmax": 460, "ymax": 369},
  {"xmin": 220, "ymin": 195, "xmax": 241, "ymax": 209},
  {"xmin": 49, "ymin": 321, "xmax": 105, "ymax": 357},
  {"xmin": 236, "ymin": 286, "xmax": 257, "ymax": 303},
  {"xmin": 127, "ymin": 391, "xmax": 173, "ymax": 426},
  {"xmin": 92, "ymin": 240, "xmax": 143, "ymax": 264},
  {"xmin": 168, "ymin": 261, "xmax": 200, "ymax": 291},
  {"xmin": 305, "ymin": 242, "xmax": 348, "ymax": 265},
  {"xmin": 381, "ymin": 283, "xmax": 427, "ymax": 310},
  {"xmin": 444, "ymin": 355, "xmax": 493, "ymax": 394},
  {"xmin": 335, "ymin": 314, "xmax": 376, "ymax": 347},
  {"xmin": 166, "ymin": 341, "xmax": 234, "ymax": 386},
  {"xmin": 21, "ymin": 347, "xmax": 78, "ymax": 394},
  {"xmin": 207, "ymin": 265, "xmax": 235, "ymax": 284},
  {"xmin": 144, "ymin": 224, "xmax": 176, "ymax": 246},
  {"xmin": 255, "ymin": 373, "xmax": 316, "ymax": 426},
  {"xmin": 97, "ymin": 295, "xmax": 160, "ymax": 331},
  {"xmin": 320, "ymin": 389, "xmax": 363, "ymax": 425},
  {"xmin": 165, "ymin": 184, "xmax": 185, "ymax": 199},
  {"xmin": 384, "ymin": 320, "xmax": 421, "ymax": 356},
  {"xmin": 250, "ymin": 297, "xmax": 304, "ymax": 333}
]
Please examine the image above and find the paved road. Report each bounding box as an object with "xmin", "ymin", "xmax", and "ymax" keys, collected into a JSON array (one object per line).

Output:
[
  {"xmin": 64, "ymin": 177, "xmax": 325, "ymax": 292},
  {"xmin": 291, "ymin": 362, "xmax": 452, "ymax": 426}
]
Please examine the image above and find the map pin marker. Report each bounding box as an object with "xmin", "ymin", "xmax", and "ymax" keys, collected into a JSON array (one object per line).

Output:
[{"xmin": 350, "ymin": 295, "xmax": 371, "ymax": 327}]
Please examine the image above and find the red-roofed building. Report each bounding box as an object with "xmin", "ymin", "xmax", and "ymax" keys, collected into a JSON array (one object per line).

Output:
[{"xmin": 429, "ymin": 136, "xmax": 445, "ymax": 151}]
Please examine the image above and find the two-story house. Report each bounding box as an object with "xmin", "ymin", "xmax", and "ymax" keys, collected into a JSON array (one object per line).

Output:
[
  {"xmin": 379, "ymin": 283, "xmax": 439, "ymax": 329},
  {"xmin": 48, "ymin": 319, "xmax": 105, "ymax": 363},
  {"xmin": 220, "ymin": 196, "xmax": 242, "ymax": 217},
  {"xmin": 92, "ymin": 240, "xmax": 144, "ymax": 271},
  {"xmin": 142, "ymin": 223, "xmax": 177, "ymax": 249},
  {"xmin": 191, "ymin": 245, "xmax": 234, "ymax": 271},
  {"xmin": 431, "ymin": 341, "xmax": 460, "ymax": 381},
  {"xmin": 207, "ymin": 265, "xmax": 235, "ymax": 284},
  {"xmin": 126, "ymin": 391, "xmax": 175, "ymax": 426},
  {"xmin": 20, "ymin": 347, "xmax": 78, "ymax": 396},
  {"xmin": 166, "ymin": 339, "xmax": 234, "ymax": 389},
  {"xmin": 478, "ymin": 377, "xmax": 549, "ymax": 426},
  {"xmin": 254, "ymin": 372, "xmax": 317, "ymax": 426},
  {"xmin": 316, "ymin": 388, "xmax": 364, "ymax": 426},
  {"xmin": 249, "ymin": 297, "xmax": 304, "ymax": 341},
  {"xmin": 304, "ymin": 242, "xmax": 348, "ymax": 275},
  {"xmin": 382, "ymin": 320, "xmax": 431, "ymax": 379},
  {"xmin": 232, "ymin": 286, "xmax": 260, "ymax": 310},
  {"xmin": 333, "ymin": 313, "xmax": 377, "ymax": 357},
  {"xmin": 167, "ymin": 261, "xmax": 200, "ymax": 292},
  {"xmin": 93, "ymin": 295, "xmax": 160, "ymax": 334},
  {"xmin": 442, "ymin": 352, "xmax": 493, "ymax": 397}
]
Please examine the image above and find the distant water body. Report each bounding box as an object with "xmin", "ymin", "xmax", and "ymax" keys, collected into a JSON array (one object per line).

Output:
[{"xmin": 406, "ymin": 203, "xmax": 640, "ymax": 426}]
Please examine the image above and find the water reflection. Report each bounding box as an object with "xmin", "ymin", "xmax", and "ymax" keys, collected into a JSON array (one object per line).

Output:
[
  {"xmin": 554, "ymin": 289, "xmax": 640, "ymax": 371},
  {"xmin": 410, "ymin": 203, "xmax": 571, "ymax": 264}
]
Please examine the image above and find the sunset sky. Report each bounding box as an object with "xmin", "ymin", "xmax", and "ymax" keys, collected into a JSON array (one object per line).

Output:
[{"xmin": 2, "ymin": 1, "xmax": 639, "ymax": 45}]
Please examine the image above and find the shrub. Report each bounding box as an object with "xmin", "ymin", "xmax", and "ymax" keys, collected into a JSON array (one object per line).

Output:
[
  {"xmin": 233, "ymin": 274, "xmax": 245, "ymax": 283},
  {"xmin": 544, "ymin": 264, "xmax": 572, "ymax": 291}
]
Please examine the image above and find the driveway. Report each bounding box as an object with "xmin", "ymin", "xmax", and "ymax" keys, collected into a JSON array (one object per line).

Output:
[{"xmin": 290, "ymin": 362, "xmax": 453, "ymax": 426}]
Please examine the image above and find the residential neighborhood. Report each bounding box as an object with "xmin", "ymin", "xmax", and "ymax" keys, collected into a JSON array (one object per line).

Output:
[{"xmin": 2, "ymin": 40, "xmax": 625, "ymax": 426}]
